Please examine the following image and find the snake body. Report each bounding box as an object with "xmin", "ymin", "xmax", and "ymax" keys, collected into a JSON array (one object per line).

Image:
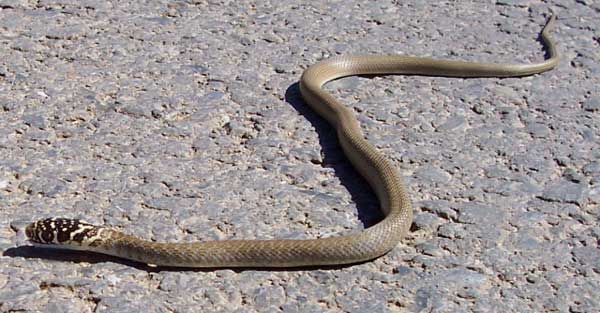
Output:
[{"xmin": 25, "ymin": 15, "xmax": 559, "ymax": 267}]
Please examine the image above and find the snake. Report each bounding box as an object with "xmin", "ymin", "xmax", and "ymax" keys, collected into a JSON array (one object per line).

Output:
[{"xmin": 25, "ymin": 15, "xmax": 559, "ymax": 268}]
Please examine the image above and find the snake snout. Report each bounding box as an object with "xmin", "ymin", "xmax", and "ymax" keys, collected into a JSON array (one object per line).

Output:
[{"xmin": 25, "ymin": 222, "xmax": 38, "ymax": 242}]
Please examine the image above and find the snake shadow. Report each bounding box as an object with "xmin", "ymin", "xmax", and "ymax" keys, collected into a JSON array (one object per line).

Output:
[
  {"xmin": 3, "ymin": 245, "xmax": 375, "ymax": 273},
  {"xmin": 284, "ymin": 82, "xmax": 383, "ymax": 228},
  {"xmin": 4, "ymin": 82, "xmax": 387, "ymax": 272},
  {"xmin": 3, "ymin": 246, "xmax": 163, "ymax": 271}
]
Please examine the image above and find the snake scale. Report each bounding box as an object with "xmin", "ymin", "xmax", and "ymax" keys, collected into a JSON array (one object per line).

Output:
[{"xmin": 25, "ymin": 15, "xmax": 559, "ymax": 267}]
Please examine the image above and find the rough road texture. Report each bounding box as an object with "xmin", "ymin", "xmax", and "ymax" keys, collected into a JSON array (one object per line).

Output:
[{"xmin": 0, "ymin": 1, "xmax": 598, "ymax": 312}]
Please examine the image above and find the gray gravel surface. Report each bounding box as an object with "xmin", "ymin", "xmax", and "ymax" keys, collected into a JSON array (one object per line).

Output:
[{"xmin": 1, "ymin": 1, "xmax": 598, "ymax": 312}]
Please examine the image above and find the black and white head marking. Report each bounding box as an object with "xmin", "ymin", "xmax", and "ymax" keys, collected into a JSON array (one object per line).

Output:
[{"xmin": 25, "ymin": 218, "xmax": 103, "ymax": 247}]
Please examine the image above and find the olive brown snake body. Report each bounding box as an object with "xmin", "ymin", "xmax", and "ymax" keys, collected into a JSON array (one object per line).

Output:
[{"xmin": 25, "ymin": 15, "xmax": 559, "ymax": 267}]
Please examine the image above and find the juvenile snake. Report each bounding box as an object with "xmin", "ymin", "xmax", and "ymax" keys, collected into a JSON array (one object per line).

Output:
[{"xmin": 25, "ymin": 15, "xmax": 559, "ymax": 267}]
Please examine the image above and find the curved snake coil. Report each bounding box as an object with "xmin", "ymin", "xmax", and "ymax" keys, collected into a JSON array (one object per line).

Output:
[{"xmin": 25, "ymin": 15, "xmax": 559, "ymax": 267}]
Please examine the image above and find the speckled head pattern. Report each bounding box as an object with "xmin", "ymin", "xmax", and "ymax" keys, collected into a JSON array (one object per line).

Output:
[{"xmin": 25, "ymin": 218, "xmax": 103, "ymax": 247}]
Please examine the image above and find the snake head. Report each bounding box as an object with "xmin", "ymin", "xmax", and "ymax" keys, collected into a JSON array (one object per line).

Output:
[{"xmin": 25, "ymin": 218, "xmax": 101, "ymax": 247}]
